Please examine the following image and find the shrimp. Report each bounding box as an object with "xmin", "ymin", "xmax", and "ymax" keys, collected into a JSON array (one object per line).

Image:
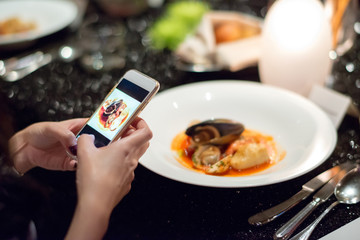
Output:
[{"xmin": 205, "ymin": 155, "xmax": 232, "ymax": 174}]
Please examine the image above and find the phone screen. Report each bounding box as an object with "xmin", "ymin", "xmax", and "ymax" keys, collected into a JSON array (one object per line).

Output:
[{"xmin": 77, "ymin": 78, "xmax": 149, "ymax": 148}]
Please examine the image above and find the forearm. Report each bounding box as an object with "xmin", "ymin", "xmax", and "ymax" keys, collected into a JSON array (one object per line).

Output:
[{"xmin": 65, "ymin": 197, "xmax": 112, "ymax": 240}]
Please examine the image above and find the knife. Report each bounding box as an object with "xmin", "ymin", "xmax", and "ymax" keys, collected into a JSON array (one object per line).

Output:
[
  {"xmin": 0, "ymin": 51, "xmax": 53, "ymax": 82},
  {"xmin": 248, "ymin": 161, "xmax": 353, "ymax": 226},
  {"xmin": 273, "ymin": 162, "xmax": 355, "ymax": 240}
]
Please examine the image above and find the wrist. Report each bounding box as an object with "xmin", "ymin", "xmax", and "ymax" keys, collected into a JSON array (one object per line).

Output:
[
  {"xmin": 78, "ymin": 195, "xmax": 113, "ymax": 219},
  {"xmin": 66, "ymin": 197, "xmax": 112, "ymax": 240},
  {"xmin": 8, "ymin": 130, "xmax": 34, "ymax": 175}
]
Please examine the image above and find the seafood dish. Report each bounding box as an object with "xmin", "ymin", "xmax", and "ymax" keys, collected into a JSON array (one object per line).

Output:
[{"xmin": 171, "ymin": 119, "xmax": 285, "ymax": 176}]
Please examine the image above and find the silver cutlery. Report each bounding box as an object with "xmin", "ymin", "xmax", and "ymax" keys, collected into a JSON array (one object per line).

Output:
[
  {"xmin": 248, "ymin": 161, "xmax": 353, "ymax": 226},
  {"xmin": 0, "ymin": 44, "xmax": 81, "ymax": 82},
  {"xmin": 290, "ymin": 166, "xmax": 360, "ymax": 240},
  {"xmin": 0, "ymin": 51, "xmax": 53, "ymax": 82},
  {"xmin": 273, "ymin": 162, "xmax": 356, "ymax": 240},
  {"xmin": 1, "ymin": 51, "xmax": 44, "ymax": 73}
]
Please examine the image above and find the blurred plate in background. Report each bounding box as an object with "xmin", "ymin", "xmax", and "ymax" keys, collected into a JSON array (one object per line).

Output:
[{"xmin": 0, "ymin": 0, "xmax": 78, "ymax": 47}]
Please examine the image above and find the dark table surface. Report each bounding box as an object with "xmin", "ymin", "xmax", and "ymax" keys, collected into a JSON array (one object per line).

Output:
[{"xmin": 1, "ymin": 1, "xmax": 360, "ymax": 239}]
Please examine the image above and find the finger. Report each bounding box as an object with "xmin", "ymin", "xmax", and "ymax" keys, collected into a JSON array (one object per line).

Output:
[
  {"xmin": 62, "ymin": 158, "xmax": 78, "ymax": 171},
  {"xmin": 76, "ymin": 134, "xmax": 96, "ymax": 159},
  {"xmin": 121, "ymin": 117, "xmax": 143, "ymax": 137},
  {"xmin": 129, "ymin": 116, "xmax": 143, "ymax": 128},
  {"xmin": 122, "ymin": 126, "xmax": 136, "ymax": 137},
  {"xmin": 116, "ymin": 127, "xmax": 152, "ymax": 151},
  {"xmin": 30, "ymin": 122, "xmax": 77, "ymax": 149},
  {"xmin": 70, "ymin": 159, "xmax": 78, "ymax": 169},
  {"xmin": 134, "ymin": 141, "xmax": 150, "ymax": 160},
  {"xmin": 47, "ymin": 119, "xmax": 87, "ymax": 148},
  {"xmin": 61, "ymin": 118, "xmax": 88, "ymax": 133},
  {"xmin": 123, "ymin": 117, "xmax": 152, "ymax": 140},
  {"xmin": 112, "ymin": 118, "xmax": 152, "ymax": 149},
  {"xmin": 130, "ymin": 117, "xmax": 148, "ymax": 131}
]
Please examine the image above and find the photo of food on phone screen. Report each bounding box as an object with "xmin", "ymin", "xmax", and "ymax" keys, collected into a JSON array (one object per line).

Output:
[
  {"xmin": 87, "ymin": 80, "xmax": 147, "ymax": 141},
  {"xmin": 76, "ymin": 78, "xmax": 151, "ymax": 147},
  {"xmin": 97, "ymin": 98, "xmax": 129, "ymax": 131},
  {"xmin": 86, "ymin": 84, "xmax": 140, "ymax": 141},
  {"xmin": 67, "ymin": 70, "xmax": 160, "ymax": 158}
]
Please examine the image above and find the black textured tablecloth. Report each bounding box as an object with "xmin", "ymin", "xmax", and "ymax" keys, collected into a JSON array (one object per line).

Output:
[{"xmin": 1, "ymin": 1, "xmax": 360, "ymax": 239}]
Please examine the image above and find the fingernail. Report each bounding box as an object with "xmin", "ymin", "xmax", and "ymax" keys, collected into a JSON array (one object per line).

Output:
[
  {"xmin": 69, "ymin": 145, "xmax": 77, "ymax": 156},
  {"xmin": 71, "ymin": 137, "xmax": 77, "ymax": 146}
]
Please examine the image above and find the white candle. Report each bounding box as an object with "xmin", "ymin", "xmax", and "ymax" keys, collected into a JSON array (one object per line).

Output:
[{"xmin": 259, "ymin": 0, "xmax": 332, "ymax": 97}]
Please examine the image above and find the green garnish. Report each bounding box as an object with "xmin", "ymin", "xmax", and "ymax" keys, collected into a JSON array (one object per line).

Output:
[
  {"xmin": 178, "ymin": 150, "xmax": 185, "ymax": 157},
  {"xmin": 192, "ymin": 155, "xmax": 199, "ymax": 165},
  {"xmin": 148, "ymin": 1, "xmax": 210, "ymax": 50}
]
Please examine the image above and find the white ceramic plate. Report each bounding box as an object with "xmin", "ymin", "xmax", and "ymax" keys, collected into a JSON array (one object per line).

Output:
[
  {"xmin": 140, "ymin": 81, "xmax": 337, "ymax": 188},
  {"xmin": 0, "ymin": 0, "xmax": 78, "ymax": 46}
]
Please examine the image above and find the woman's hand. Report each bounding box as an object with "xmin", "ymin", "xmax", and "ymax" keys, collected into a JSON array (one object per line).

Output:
[
  {"xmin": 66, "ymin": 117, "xmax": 152, "ymax": 240},
  {"xmin": 76, "ymin": 117, "xmax": 152, "ymax": 210},
  {"xmin": 9, "ymin": 118, "xmax": 87, "ymax": 174}
]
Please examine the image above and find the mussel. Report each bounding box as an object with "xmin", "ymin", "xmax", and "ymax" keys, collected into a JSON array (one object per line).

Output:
[
  {"xmin": 192, "ymin": 145, "xmax": 221, "ymax": 168},
  {"xmin": 104, "ymin": 99, "xmax": 123, "ymax": 116},
  {"xmin": 185, "ymin": 119, "xmax": 244, "ymax": 146},
  {"xmin": 186, "ymin": 119, "xmax": 245, "ymax": 173}
]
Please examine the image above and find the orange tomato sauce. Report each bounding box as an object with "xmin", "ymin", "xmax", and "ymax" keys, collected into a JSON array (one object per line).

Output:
[{"xmin": 171, "ymin": 129, "xmax": 285, "ymax": 177}]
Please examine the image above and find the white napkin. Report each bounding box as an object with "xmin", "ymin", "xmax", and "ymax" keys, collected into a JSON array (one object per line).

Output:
[
  {"xmin": 175, "ymin": 11, "xmax": 263, "ymax": 71},
  {"xmin": 319, "ymin": 217, "xmax": 360, "ymax": 240}
]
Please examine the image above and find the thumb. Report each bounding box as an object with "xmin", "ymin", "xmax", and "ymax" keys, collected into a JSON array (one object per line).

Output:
[
  {"xmin": 44, "ymin": 123, "xmax": 77, "ymax": 148},
  {"xmin": 77, "ymin": 134, "xmax": 96, "ymax": 159}
]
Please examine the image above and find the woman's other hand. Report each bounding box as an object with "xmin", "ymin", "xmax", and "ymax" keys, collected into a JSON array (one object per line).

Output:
[{"xmin": 9, "ymin": 118, "xmax": 87, "ymax": 174}]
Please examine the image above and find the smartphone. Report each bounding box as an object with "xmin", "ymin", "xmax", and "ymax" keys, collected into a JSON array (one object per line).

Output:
[{"xmin": 68, "ymin": 69, "xmax": 160, "ymax": 158}]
